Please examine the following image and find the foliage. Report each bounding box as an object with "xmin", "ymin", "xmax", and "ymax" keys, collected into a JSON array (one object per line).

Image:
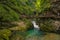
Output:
[
  {"xmin": 19, "ymin": 0, "xmax": 51, "ymax": 15},
  {"xmin": 0, "ymin": 3, "xmax": 19, "ymax": 22},
  {"xmin": 0, "ymin": 29, "xmax": 11, "ymax": 40},
  {"xmin": 0, "ymin": 0, "xmax": 20, "ymax": 28},
  {"xmin": 22, "ymin": 18, "xmax": 33, "ymax": 30},
  {"xmin": 35, "ymin": 0, "xmax": 50, "ymax": 13},
  {"xmin": 0, "ymin": 0, "xmax": 51, "ymax": 16}
]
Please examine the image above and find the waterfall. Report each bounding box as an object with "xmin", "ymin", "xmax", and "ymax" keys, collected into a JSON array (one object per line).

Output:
[
  {"xmin": 31, "ymin": 21, "xmax": 40, "ymax": 30},
  {"xmin": 26, "ymin": 21, "xmax": 45, "ymax": 39}
]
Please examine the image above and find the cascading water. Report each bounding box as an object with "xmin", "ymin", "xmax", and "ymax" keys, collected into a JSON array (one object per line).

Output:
[
  {"xmin": 26, "ymin": 21, "xmax": 45, "ymax": 40},
  {"xmin": 32, "ymin": 21, "xmax": 40, "ymax": 30}
]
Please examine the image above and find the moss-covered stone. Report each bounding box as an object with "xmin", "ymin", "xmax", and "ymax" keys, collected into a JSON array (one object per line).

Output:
[
  {"xmin": 10, "ymin": 33, "xmax": 25, "ymax": 40},
  {"xmin": 9, "ymin": 19, "xmax": 33, "ymax": 32},
  {"xmin": 37, "ymin": 19, "xmax": 60, "ymax": 32}
]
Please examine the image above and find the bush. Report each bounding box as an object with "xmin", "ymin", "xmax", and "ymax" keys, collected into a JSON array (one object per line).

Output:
[
  {"xmin": 0, "ymin": 0, "xmax": 20, "ymax": 28},
  {"xmin": 0, "ymin": 29, "xmax": 11, "ymax": 40},
  {"xmin": 0, "ymin": 0, "xmax": 51, "ymax": 15}
]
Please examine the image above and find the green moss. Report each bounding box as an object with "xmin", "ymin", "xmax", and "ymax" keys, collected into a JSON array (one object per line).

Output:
[
  {"xmin": 9, "ymin": 19, "xmax": 33, "ymax": 31},
  {"xmin": 10, "ymin": 32, "xmax": 25, "ymax": 40},
  {"xmin": 0, "ymin": 29, "xmax": 11, "ymax": 40},
  {"xmin": 38, "ymin": 19, "xmax": 57, "ymax": 32}
]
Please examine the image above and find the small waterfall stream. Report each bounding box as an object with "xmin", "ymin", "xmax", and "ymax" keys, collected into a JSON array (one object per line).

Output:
[
  {"xmin": 32, "ymin": 21, "xmax": 40, "ymax": 30},
  {"xmin": 26, "ymin": 21, "xmax": 45, "ymax": 40}
]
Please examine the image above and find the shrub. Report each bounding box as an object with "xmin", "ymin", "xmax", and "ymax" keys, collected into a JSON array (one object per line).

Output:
[{"xmin": 0, "ymin": 29, "xmax": 11, "ymax": 40}]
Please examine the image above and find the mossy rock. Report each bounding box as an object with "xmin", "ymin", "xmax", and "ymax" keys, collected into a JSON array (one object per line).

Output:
[
  {"xmin": 10, "ymin": 33, "xmax": 25, "ymax": 40},
  {"xmin": 38, "ymin": 19, "xmax": 60, "ymax": 32},
  {"xmin": 9, "ymin": 20, "xmax": 33, "ymax": 32}
]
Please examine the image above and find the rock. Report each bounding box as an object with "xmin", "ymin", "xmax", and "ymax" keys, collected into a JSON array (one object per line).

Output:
[
  {"xmin": 9, "ymin": 20, "xmax": 33, "ymax": 31},
  {"xmin": 38, "ymin": 19, "xmax": 60, "ymax": 32},
  {"xmin": 52, "ymin": 21, "xmax": 60, "ymax": 31}
]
